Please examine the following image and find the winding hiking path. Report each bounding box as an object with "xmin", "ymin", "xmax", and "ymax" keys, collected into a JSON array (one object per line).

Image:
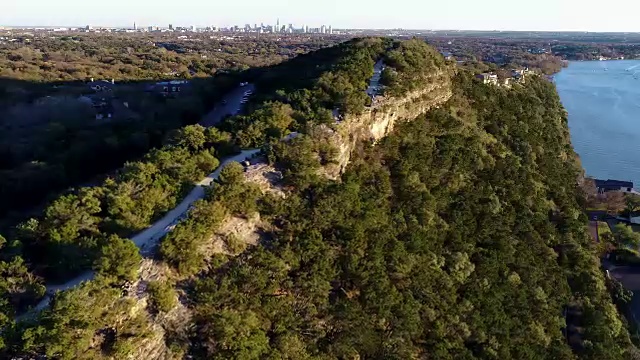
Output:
[
  {"xmin": 30, "ymin": 84, "xmax": 258, "ymax": 313},
  {"xmin": 32, "ymin": 59, "xmax": 386, "ymax": 313}
]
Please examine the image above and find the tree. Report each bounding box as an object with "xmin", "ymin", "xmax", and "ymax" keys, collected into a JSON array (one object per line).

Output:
[
  {"xmin": 159, "ymin": 200, "xmax": 228, "ymax": 275},
  {"xmin": 198, "ymin": 309, "xmax": 270, "ymax": 360},
  {"xmin": 146, "ymin": 281, "xmax": 177, "ymax": 313},
  {"xmin": 625, "ymin": 194, "xmax": 640, "ymax": 218},
  {"xmin": 614, "ymin": 224, "xmax": 640, "ymax": 249},
  {"xmin": 40, "ymin": 189, "xmax": 103, "ymax": 276},
  {"xmin": 271, "ymin": 136, "xmax": 322, "ymax": 189},
  {"xmin": 169, "ymin": 124, "xmax": 207, "ymax": 151},
  {"xmin": 607, "ymin": 277, "xmax": 633, "ymax": 306},
  {"xmin": 94, "ymin": 235, "xmax": 141, "ymax": 283},
  {"xmin": 209, "ymin": 162, "xmax": 261, "ymax": 216}
]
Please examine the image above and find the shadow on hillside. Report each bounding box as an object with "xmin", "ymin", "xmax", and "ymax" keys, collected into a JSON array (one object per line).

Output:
[
  {"xmin": 0, "ymin": 73, "xmax": 243, "ymax": 231},
  {"xmin": 0, "ymin": 40, "xmax": 356, "ymax": 232}
]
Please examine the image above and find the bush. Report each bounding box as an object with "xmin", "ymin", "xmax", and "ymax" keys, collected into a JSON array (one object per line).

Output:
[
  {"xmin": 610, "ymin": 248, "xmax": 640, "ymax": 266},
  {"xmin": 159, "ymin": 200, "xmax": 228, "ymax": 275},
  {"xmin": 93, "ymin": 235, "xmax": 141, "ymax": 283},
  {"xmin": 209, "ymin": 162, "xmax": 262, "ymax": 217},
  {"xmin": 147, "ymin": 281, "xmax": 177, "ymax": 313},
  {"xmin": 224, "ymin": 234, "xmax": 247, "ymax": 255}
]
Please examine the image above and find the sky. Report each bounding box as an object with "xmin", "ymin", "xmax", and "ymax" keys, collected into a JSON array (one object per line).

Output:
[{"xmin": 3, "ymin": 0, "xmax": 640, "ymax": 32}]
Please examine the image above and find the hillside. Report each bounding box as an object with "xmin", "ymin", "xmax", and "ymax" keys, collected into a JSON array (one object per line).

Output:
[{"xmin": 0, "ymin": 38, "xmax": 635, "ymax": 359}]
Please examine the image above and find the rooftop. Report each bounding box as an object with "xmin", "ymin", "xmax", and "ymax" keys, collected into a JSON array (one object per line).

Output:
[{"xmin": 595, "ymin": 179, "xmax": 634, "ymax": 189}]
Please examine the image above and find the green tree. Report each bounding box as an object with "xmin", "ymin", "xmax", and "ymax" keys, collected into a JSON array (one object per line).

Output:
[
  {"xmin": 159, "ymin": 200, "xmax": 228, "ymax": 275},
  {"xmin": 209, "ymin": 162, "xmax": 261, "ymax": 216},
  {"xmin": 614, "ymin": 224, "xmax": 640, "ymax": 249},
  {"xmin": 625, "ymin": 194, "xmax": 640, "ymax": 218},
  {"xmin": 198, "ymin": 309, "xmax": 270, "ymax": 360},
  {"xmin": 146, "ymin": 280, "xmax": 177, "ymax": 313},
  {"xmin": 93, "ymin": 235, "xmax": 141, "ymax": 283},
  {"xmin": 169, "ymin": 124, "xmax": 207, "ymax": 151}
]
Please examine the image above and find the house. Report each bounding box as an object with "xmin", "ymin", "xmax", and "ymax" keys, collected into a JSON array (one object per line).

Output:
[
  {"xmin": 87, "ymin": 79, "xmax": 115, "ymax": 92},
  {"xmin": 594, "ymin": 179, "xmax": 634, "ymax": 194},
  {"xmin": 511, "ymin": 68, "xmax": 531, "ymax": 84},
  {"xmin": 440, "ymin": 51, "xmax": 454, "ymax": 61},
  {"xmin": 476, "ymin": 73, "xmax": 498, "ymax": 85},
  {"xmin": 146, "ymin": 80, "xmax": 191, "ymax": 97},
  {"xmin": 79, "ymin": 95, "xmax": 114, "ymax": 120}
]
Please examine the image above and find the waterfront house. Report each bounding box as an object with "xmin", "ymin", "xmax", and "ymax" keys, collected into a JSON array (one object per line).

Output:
[{"xmin": 594, "ymin": 179, "xmax": 634, "ymax": 194}]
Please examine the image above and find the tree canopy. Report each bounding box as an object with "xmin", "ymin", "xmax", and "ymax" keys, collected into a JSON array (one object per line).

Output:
[{"xmin": 0, "ymin": 38, "xmax": 634, "ymax": 359}]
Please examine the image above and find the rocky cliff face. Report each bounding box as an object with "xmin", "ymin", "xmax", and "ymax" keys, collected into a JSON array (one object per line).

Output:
[{"xmin": 324, "ymin": 70, "xmax": 454, "ymax": 178}]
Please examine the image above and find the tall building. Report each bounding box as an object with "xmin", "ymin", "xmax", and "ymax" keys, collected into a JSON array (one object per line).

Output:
[
  {"xmin": 169, "ymin": 24, "xmax": 173, "ymax": 30},
  {"xmin": 328, "ymin": 26, "xmax": 333, "ymax": 34},
  {"xmin": 320, "ymin": 25, "xmax": 326, "ymax": 34},
  {"xmin": 276, "ymin": 18, "xmax": 280, "ymax": 33},
  {"xmin": 304, "ymin": 25, "xmax": 309, "ymax": 33}
]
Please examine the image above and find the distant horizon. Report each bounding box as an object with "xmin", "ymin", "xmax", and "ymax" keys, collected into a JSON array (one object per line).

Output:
[
  {"xmin": 3, "ymin": 24, "xmax": 640, "ymax": 34},
  {"xmin": 4, "ymin": 0, "xmax": 640, "ymax": 33}
]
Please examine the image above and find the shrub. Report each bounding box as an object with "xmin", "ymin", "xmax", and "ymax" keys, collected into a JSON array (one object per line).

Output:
[{"xmin": 147, "ymin": 280, "xmax": 177, "ymax": 313}]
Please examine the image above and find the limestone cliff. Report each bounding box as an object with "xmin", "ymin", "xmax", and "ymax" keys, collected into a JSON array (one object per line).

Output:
[{"xmin": 324, "ymin": 69, "xmax": 453, "ymax": 178}]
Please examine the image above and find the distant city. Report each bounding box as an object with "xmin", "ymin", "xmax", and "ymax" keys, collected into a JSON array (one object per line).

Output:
[{"xmin": 1, "ymin": 19, "xmax": 337, "ymax": 35}]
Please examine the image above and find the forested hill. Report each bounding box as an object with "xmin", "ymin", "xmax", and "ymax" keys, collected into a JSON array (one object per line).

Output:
[
  {"xmin": 0, "ymin": 38, "xmax": 635, "ymax": 359},
  {"xmin": 187, "ymin": 75, "xmax": 636, "ymax": 359}
]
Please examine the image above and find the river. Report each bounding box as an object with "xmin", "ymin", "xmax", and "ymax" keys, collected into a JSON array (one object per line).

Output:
[{"xmin": 555, "ymin": 60, "xmax": 640, "ymax": 185}]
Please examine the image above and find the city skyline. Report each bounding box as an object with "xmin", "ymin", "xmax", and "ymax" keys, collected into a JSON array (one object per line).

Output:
[
  {"xmin": 3, "ymin": 0, "xmax": 640, "ymax": 32},
  {"xmin": 2, "ymin": 20, "xmax": 337, "ymax": 36},
  {"xmin": 2, "ymin": 19, "xmax": 336, "ymax": 31}
]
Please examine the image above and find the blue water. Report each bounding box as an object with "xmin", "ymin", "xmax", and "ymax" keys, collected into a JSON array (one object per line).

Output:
[{"xmin": 555, "ymin": 60, "xmax": 640, "ymax": 186}]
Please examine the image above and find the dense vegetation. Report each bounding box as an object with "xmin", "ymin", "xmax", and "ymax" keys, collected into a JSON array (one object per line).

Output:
[
  {"xmin": 0, "ymin": 33, "xmax": 339, "ymax": 82},
  {"xmin": 0, "ymin": 38, "xmax": 634, "ymax": 359},
  {"xmin": 0, "ymin": 124, "xmax": 231, "ymax": 293},
  {"xmin": 0, "ymin": 76, "xmax": 239, "ymax": 223},
  {"xmin": 382, "ymin": 39, "xmax": 448, "ymax": 96},
  {"xmin": 186, "ymin": 74, "xmax": 635, "ymax": 359}
]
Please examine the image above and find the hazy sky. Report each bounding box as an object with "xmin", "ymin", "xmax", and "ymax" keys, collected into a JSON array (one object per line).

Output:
[{"xmin": 3, "ymin": 0, "xmax": 640, "ymax": 31}]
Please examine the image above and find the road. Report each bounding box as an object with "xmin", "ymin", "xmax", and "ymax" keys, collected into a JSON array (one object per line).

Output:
[
  {"xmin": 199, "ymin": 84, "xmax": 255, "ymax": 127},
  {"xmin": 607, "ymin": 265, "xmax": 640, "ymax": 325},
  {"xmin": 367, "ymin": 60, "xmax": 384, "ymax": 98},
  {"xmin": 28, "ymin": 84, "xmax": 258, "ymax": 314}
]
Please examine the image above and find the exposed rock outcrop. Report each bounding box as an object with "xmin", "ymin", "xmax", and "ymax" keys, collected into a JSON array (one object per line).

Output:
[{"xmin": 324, "ymin": 70, "xmax": 453, "ymax": 178}]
